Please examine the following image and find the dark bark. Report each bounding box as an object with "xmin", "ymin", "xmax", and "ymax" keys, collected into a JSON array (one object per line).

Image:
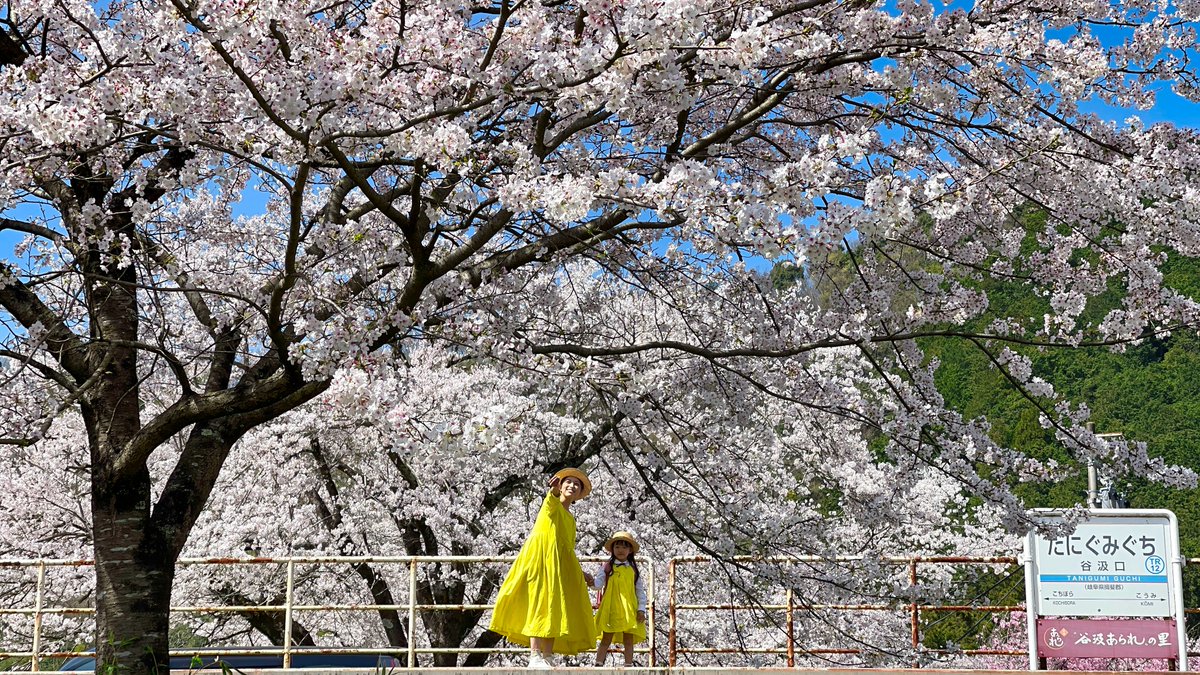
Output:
[
  {"xmin": 417, "ymin": 559, "xmax": 504, "ymax": 667},
  {"xmin": 462, "ymin": 629, "xmax": 504, "ymax": 668},
  {"xmin": 350, "ymin": 563, "xmax": 410, "ymax": 657},
  {"xmin": 80, "ymin": 161, "xmax": 166, "ymax": 667},
  {"xmin": 89, "ymin": 427, "xmax": 172, "ymax": 674},
  {"xmin": 0, "ymin": 28, "xmax": 27, "ymax": 66},
  {"xmin": 87, "ymin": 439, "xmax": 161, "ymax": 663}
]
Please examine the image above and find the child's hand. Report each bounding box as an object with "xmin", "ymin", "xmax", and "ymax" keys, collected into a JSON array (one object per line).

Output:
[
  {"xmin": 548, "ymin": 475, "xmax": 561, "ymax": 495},
  {"xmin": 637, "ymin": 611, "xmax": 646, "ymax": 623},
  {"xmin": 584, "ymin": 571, "xmax": 595, "ymax": 586}
]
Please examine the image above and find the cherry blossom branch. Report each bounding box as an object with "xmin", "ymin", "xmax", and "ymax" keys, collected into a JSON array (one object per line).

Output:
[
  {"xmin": 0, "ymin": 263, "xmax": 92, "ymax": 383},
  {"xmin": 0, "ymin": 350, "xmax": 112, "ymax": 448},
  {"xmin": 528, "ymin": 322, "xmax": 1200, "ymax": 360},
  {"xmin": 114, "ymin": 372, "xmax": 328, "ymax": 483},
  {"xmin": 263, "ymin": 162, "xmax": 311, "ymax": 364},
  {"xmin": 0, "ymin": 348, "xmax": 75, "ymax": 392},
  {"xmin": 166, "ymin": 0, "xmax": 307, "ymax": 142},
  {"xmin": 0, "ymin": 218, "xmax": 66, "ymax": 244}
]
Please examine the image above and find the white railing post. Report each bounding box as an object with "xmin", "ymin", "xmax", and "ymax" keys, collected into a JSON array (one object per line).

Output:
[
  {"xmin": 646, "ymin": 562, "xmax": 656, "ymax": 667},
  {"xmin": 408, "ymin": 559, "xmax": 417, "ymax": 668},
  {"xmin": 283, "ymin": 560, "xmax": 295, "ymax": 668},
  {"xmin": 31, "ymin": 561, "xmax": 46, "ymax": 672}
]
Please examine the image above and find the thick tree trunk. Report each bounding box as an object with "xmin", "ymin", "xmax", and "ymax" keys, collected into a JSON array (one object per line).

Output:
[
  {"xmin": 84, "ymin": 245, "xmax": 172, "ymax": 674},
  {"xmin": 91, "ymin": 463, "xmax": 174, "ymax": 675}
]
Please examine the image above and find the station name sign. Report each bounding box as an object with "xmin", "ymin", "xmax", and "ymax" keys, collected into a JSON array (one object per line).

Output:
[
  {"xmin": 1023, "ymin": 508, "xmax": 1186, "ymax": 670},
  {"xmin": 1029, "ymin": 513, "xmax": 1173, "ymax": 617}
]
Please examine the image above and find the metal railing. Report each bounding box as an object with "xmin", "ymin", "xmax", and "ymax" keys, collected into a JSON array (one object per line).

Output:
[
  {"xmin": 667, "ymin": 555, "xmax": 1200, "ymax": 667},
  {"xmin": 0, "ymin": 555, "xmax": 656, "ymax": 670},
  {"xmin": 666, "ymin": 555, "xmax": 1024, "ymax": 667},
  {"xmin": 7, "ymin": 553, "xmax": 1200, "ymax": 669}
]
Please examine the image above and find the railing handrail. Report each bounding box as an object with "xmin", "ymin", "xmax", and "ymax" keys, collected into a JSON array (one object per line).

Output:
[
  {"xmin": 667, "ymin": 555, "xmax": 1021, "ymax": 564},
  {"xmin": 667, "ymin": 554, "xmax": 1200, "ymax": 667},
  {"xmin": 16, "ymin": 552, "xmax": 1197, "ymax": 669},
  {"xmin": 0, "ymin": 554, "xmax": 631, "ymax": 567},
  {"xmin": 668, "ymin": 555, "xmax": 1031, "ymax": 667},
  {"xmin": 0, "ymin": 555, "xmax": 657, "ymax": 670}
]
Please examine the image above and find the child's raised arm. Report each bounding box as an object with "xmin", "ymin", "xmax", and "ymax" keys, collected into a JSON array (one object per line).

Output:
[
  {"xmin": 590, "ymin": 564, "xmax": 607, "ymax": 590},
  {"xmin": 634, "ymin": 570, "xmax": 648, "ymax": 612}
]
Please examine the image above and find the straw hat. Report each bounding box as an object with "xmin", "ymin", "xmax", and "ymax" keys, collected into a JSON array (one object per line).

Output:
[
  {"xmin": 603, "ymin": 531, "xmax": 640, "ymax": 554},
  {"xmin": 553, "ymin": 467, "xmax": 592, "ymax": 499}
]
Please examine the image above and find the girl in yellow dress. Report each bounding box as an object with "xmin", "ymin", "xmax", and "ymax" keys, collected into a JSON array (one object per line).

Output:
[
  {"xmin": 591, "ymin": 531, "xmax": 647, "ymax": 666},
  {"xmin": 489, "ymin": 468, "xmax": 597, "ymax": 668}
]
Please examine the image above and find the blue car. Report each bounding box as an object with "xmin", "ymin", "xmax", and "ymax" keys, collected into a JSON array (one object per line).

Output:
[{"xmin": 59, "ymin": 651, "xmax": 401, "ymax": 671}]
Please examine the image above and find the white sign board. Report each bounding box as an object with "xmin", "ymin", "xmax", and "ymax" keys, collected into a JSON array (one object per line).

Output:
[
  {"xmin": 1029, "ymin": 514, "xmax": 1173, "ymax": 617},
  {"xmin": 1024, "ymin": 509, "xmax": 1187, "ymax": 670},
  {"xmin": 1027, "ymin": 511, "xmax": 1177, "ymax": 617}
]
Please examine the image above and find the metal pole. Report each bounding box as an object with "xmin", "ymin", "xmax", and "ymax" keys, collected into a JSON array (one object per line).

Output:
[
  {"xmin": 1086, "ymin": 459, "xmax": 1099, "ymax": 508},
  {"xmin": 282, "ymin": 560, "xmax": 295, "ymax": 669},
  {"xmin": 1095, "ymin": 432, "xmax": 1126, "ymax": 508},
  {"xmin": 408, "ymin": 559, "xmax": 417, "ymax": 668},
  {"xmin": 786, "ymin": 588, "xmax": 794, "ymax": 668},
  {"xmin": 1169, "ymin": 513, "xmax": 1188, "ymax": 671},
  {"xmin": 1023, "ymin": 535, "xmax": 1038, "ymax": 670},
  {"xmin": 668, "ymin": 559, "xmax": 677, "ymax": 667},
  {"xmin": 647, "ymin": 562, "xmax": 656, "ymax": 667},
  {"xmin": 909, "ymin": 559, "xmax": 920, "ymax": 668},
  {"xmin": 31, "ymin": 562, "xmax": 46, "ymax": 672},
  {"xmin": 1085, "ymin": 422, "xmax": 1098, "ymax": 508}
]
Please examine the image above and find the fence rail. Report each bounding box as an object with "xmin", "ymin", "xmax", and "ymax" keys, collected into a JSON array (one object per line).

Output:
[
  {"xmin": 0, "ymin": 556, "xmax": 656, "ymax": 670},
  {"xmin": 5, "ymin": 554, "xmax": 1200, "ymax": 670},
  {"xmin": 666, "ymin": 556, "xmax": 1200, "ymax": 667},
  {"xmin": 667, "ymin": 556, "xmax": 1024, "ymax": 667}
]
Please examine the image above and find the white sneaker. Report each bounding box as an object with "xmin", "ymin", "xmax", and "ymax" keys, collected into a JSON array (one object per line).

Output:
[{"xmin": 527, "ymin": 652, "xmax": 552, "ymax": 669}]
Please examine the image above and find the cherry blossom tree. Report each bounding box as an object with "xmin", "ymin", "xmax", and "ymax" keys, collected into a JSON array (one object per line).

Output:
[
  {"xmin": 2, "ymin": 0, "xmax": 1200, "ymax": 672},
  {"xmin": 0, "ymin": 339, "xmax": 1022, "ymax": 667}
]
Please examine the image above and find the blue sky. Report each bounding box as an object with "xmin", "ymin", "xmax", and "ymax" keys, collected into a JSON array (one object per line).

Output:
[{"xmin": 1084, "ymin": 85, "xmax": 1200, "ymax": 127}]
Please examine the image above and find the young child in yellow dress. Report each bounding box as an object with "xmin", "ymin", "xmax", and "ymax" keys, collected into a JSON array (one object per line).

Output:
[
  {"xmin": 591, "ymin": 531, "xmax": 647, "ymax": 667},
  {"xmin": 488, "ymin": 468, "xmax": 597, "ymax": 668}
]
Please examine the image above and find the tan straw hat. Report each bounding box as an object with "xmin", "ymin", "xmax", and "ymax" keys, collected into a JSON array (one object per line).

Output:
[
  {"xmin": 603, "ymin": 531, "xmax": 640, "ymax": 554},
  {"xmin": 553, "ymin": 467, "xmax": 592, "ymax": 499}
]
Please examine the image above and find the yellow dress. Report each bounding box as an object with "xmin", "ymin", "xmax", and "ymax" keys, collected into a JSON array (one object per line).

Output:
[
  {"xmin": 488, "ymin": 492, "xmax": 597, "ymax": 655},
  {"xmin": 594, "ymin": 565, "xmax": 647, "ymax": 643}
]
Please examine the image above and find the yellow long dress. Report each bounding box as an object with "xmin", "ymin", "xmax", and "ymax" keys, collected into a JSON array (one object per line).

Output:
[
  {"xmin": 594, "ymin": 565, "xmax": 647, "ymax": 643},
  {"xmin": 488, "ymin": 492, "xmax": 597, "ymax": 655}
]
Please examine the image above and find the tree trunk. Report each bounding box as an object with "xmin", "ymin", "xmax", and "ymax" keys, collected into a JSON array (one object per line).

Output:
[
  {"xmin": 418, "ymin": 560, "xmax": 502, "ymax": 666},
  {"xmin": 84, "ymin": 241, "xmax": 173, "ymax": 674},
  {"xmin": 91, "ymin": 463, "xmax": 174, "ymax": 675}
]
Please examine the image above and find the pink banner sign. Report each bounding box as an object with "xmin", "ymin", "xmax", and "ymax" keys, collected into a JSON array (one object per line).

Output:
[{"xmin": 1037, "ymin": 618, "xmax": 1178, "ymax": 659}]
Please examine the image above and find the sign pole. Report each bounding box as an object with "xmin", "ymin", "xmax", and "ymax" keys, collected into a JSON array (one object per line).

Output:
[
  {"xmin": 1024, "ymin": 534, "xmax": 1039, "ymax": 670},
  {"xmin": 1168, "ymin": 511, "xmax": 1187, "ymax": 671}
]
